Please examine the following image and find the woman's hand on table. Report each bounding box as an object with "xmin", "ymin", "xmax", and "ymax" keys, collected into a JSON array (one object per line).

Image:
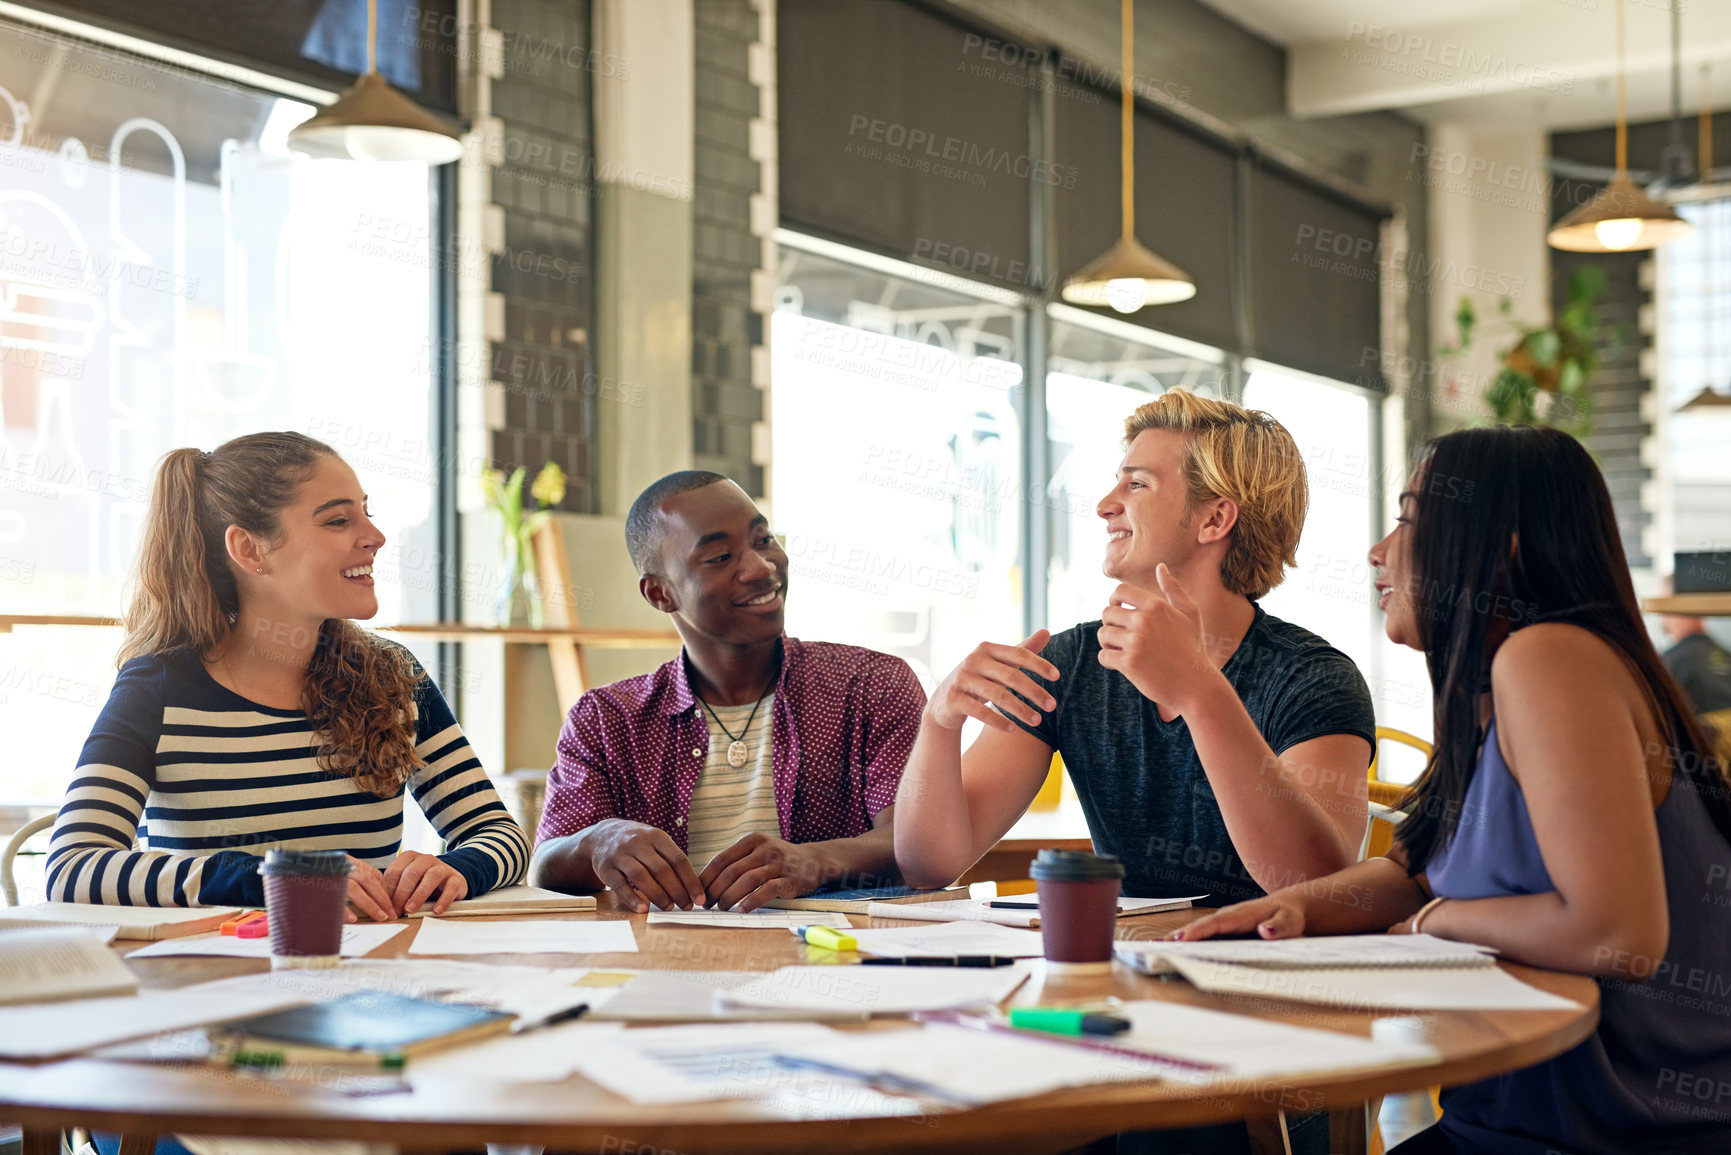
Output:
[
  {"xmin": 382, "ymin": 850, "xmax": 469, "ymax": 916},
  {"xmin": 344, "ymin": 855, "xmax": 397, "ymax": 922},
  {"xmin": 1168, "ymin": 896, "xmax": 1305, "ymax": 941}
]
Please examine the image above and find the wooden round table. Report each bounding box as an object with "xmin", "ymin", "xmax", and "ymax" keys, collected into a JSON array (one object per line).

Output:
[{"xmin": 0, "ymin": 897, "xmax": 1600, "ymax": 1154}]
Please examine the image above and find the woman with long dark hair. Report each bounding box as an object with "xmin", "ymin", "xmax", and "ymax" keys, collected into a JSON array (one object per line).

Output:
[
  {"xmin": 1176, "ymin": 425, "xmax": 1731, "ymax": 1154},
  {"xmin": 48, "ymin": 432, "xmax": 528, "ymax": 918}
]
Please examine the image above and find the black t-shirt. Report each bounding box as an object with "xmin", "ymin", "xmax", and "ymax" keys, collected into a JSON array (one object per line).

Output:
[
  {"xmin": 1011, "ymin": 605, "xmax": 1376, "ymax": 904},
  {"xmin": 1663, "ymin": 633, "xmax": 1731, "ymax": 715}
]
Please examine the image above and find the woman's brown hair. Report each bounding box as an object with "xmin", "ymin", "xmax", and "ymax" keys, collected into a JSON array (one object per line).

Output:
[{"xmin": 120, "ymin": 432, "xmax": 423, "ymax": 795}]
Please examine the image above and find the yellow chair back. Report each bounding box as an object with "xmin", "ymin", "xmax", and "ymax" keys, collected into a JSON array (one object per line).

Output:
[{"xmin": 1363, "ymin": 727, "xmax": 1429, "ymax": 860}]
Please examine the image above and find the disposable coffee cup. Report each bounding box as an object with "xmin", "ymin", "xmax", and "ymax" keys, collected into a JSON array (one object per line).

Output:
[
  {"xmin": 259, "ymin": 849, "xmax": 351, "ymax": 970},
  {"xmin": 1031, "ymin": 849, "xmax": 1125, "ymax": 974}
]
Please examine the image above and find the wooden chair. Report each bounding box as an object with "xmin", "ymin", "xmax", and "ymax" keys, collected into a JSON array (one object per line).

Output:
[
  {"xmin": 1, "ymin": 811, "xmax": 54, "ymax": 906},
  {"xmin": 1360, "ymin": 726, "xmax": 1426, "ymax": 861}
]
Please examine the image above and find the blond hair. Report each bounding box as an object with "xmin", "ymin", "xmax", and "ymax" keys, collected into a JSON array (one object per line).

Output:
[
  {"xmin": 1122, "ymin": 389, "xmax": 1306, "ymax": 600},
  {"xmin": 122, "ymin": 433, "xmax": 424, "ymax": 795}
]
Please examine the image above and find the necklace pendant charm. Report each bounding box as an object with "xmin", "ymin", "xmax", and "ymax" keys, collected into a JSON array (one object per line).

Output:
[{"xmin": 727, "ymin": 740, "xmax": 749, "ymax": 767}]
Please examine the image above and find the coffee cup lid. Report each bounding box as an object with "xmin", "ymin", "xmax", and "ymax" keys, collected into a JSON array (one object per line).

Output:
[
  {"xmin": 259, "ymin": 848, "xmax": 352, "ymax": 876},
  {"xmin": 1030, "ymin": 849, "xmax": 1126, "ymax": 882}
]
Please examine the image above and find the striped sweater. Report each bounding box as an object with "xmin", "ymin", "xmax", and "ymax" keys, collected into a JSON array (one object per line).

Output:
[{"xmin": 48, "ymin": 648, "xmax": 528, "ymax": 907}]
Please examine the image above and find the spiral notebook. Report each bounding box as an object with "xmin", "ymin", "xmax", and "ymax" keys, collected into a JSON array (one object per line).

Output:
[{"xmin": 1115, "ymin": 933, "xmax": 1497, "ymax": 975}]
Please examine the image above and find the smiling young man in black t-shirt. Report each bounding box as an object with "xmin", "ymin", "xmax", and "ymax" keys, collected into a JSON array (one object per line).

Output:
[{"xmin": 895, "ymin": 388, "xmax": 1374, "ymax": 906}]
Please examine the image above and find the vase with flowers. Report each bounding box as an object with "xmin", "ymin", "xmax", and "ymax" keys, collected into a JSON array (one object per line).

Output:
[{"xmin": 481, "ymin": 460, "xmax": 566, "ymax": 628}]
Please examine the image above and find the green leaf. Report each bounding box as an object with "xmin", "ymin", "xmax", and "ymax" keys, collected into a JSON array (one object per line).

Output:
[
  {"xmin": 1558, "ymin": 359, "xmax": 1585, "ymax": 396},
  {"xmin": 1454, "ymin": 297, "xmax": 1477, "ymax": 348},
  {"xmin": 1526, "ymin": 329, "xmax": 1560, "ymax": 368}
]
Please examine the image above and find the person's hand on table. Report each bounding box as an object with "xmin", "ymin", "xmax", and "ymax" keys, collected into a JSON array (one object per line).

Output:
[
  {"xmin": 1168, "ymin": 895, "xmax": 1305, "ymax": 941},
  {"xmin": 700, "ymin": 832, "xmax": 838, "ymax": 912},
  {"xmin": 382, "ymin": 849, "xmax": 469, "ymax": 916},
  {"xmin": 586, "ymin": 818, "xmax": 705, "ymax": 912},
  {"xmin": 344, "ymin": 855, "xmax": 396, "ymax": 923},
  {"xmin": 926, "ymin": 629, "xmax": 1058, "ymax": 732}
]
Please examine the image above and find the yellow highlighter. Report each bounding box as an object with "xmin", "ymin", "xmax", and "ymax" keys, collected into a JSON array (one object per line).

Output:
[{"xmin": 791, "ymin": 924, "xmax": 857, "ymax": 952}]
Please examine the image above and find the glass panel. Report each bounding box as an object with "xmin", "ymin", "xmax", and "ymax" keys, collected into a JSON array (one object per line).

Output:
[
  {"xmin": 771, "ymin": 244, "xmax": 1024, "ymax": 688},
  {"xmin": 1661, "ymin": 200, "xmax": 1731, "ymax": 581},
  {"xmin": 1043, "ymin": 315, "xmax": 1223, "ymax": 630},
  {"xmin": 0, "ymin": 18, "xmax": 441, "ymax": 808},
  {"xmin": 1243, "ymin": 368, "xmax": 1429, "ymax": 771}
]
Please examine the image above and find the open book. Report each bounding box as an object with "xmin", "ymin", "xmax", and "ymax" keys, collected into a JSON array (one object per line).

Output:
[
  {"xmin": 0, "ymin": 927, "xmax": 139, "ymax": 1005},
  {"xmin": 403, "ymin": 885, "xmax": 597, "ymax": 918},
  {"xmin": 0, "ymin": 902, "xmax": 240, "ymax": 940},
  {"xmin": 1115, "ymin": 933, "xmax": 1497, "ymax": 974}
]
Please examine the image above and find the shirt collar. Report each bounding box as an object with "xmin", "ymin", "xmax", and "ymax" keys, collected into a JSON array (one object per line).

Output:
[{"xmin": 664, "ymin": 635, "xmax": 795, "ymax": 717}]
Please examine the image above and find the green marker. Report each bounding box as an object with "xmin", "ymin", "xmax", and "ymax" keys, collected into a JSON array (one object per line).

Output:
[{"xmin": 1008, "ymin": 1008, "xmax": 1133, "ymax": 1036}]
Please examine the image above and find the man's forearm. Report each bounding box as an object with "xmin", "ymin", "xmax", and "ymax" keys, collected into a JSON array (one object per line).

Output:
[
  {"xmin": 527, "ymin": 828, "xmax": 605, "ymax": 893},
  {"xmin": 803, "ymin": 820, "xmax": 901, "ymax": 891},
  {"xmin": 892, "ymin": 714, "xmax": 977, "ymax": 888},
  {"xmin": 1181, "ymin": 673, "xmax": 1356, "ymax": 887}
]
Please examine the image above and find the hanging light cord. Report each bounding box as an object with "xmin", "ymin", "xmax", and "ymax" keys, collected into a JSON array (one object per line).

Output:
[
  {"xmin": 367, "ymin": 0, "xmax": 378, "ymax": 76},
  {"xmin": 1702, "ymin": 64, "xmax": 1714, "ymax": 183},
  {"xmin": 1121, "ymin": 0, "xmax": 1134, "ymax": 241},
  {"xmin": 1615, "ymin": 0, "xmax": 1628, "ymax": 177}
]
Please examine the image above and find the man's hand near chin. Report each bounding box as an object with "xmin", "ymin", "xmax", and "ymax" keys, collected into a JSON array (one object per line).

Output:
[
  {"xmin": 1096, "ymin": 563, "xmax": 1221, "ymax": 713},
  {"xmin": 697, "ymin": 832, "xmax": 844, "ymax": 912}
]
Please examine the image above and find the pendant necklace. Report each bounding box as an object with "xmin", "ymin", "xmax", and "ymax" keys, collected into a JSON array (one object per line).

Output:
[{"xmin": 700, "ymin": 688, "xmax": 770, "ymax": 767}]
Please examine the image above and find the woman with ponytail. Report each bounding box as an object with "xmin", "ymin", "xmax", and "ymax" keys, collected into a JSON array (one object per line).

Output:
[
  {"xmin": 1175, "ymin": 426, "xmax": 1731, "ymax": 1155},
  {"xmin": 48, "ymin": 432, "xmax": 528, "ymax": 917}
]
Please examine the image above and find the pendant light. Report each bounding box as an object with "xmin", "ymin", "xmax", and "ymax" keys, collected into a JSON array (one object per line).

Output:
[
  {"xmin": 1548, "ymin": 0, "xmax": 1692, "ymax": 252},
  {"xmin": 1061, "ymin": 0, "xmax": 1195, "ymax": 312},
  {"xmin": 288, "ymin": 0, "xmax": 465, "ymax": 165},
  {"xmin": 1677, "ymin": 67, "xmax": 1730, "ymax": 414}
]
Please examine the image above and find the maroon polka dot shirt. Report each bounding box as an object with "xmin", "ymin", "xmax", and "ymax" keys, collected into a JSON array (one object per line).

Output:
[{"xmin": 537, "ymin": 637, "xmax": 926, "ymax": 851}]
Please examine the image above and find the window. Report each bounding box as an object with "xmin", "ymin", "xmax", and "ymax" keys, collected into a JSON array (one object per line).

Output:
[
  {"xmin": 1044, "ymin": 307, "xmax": 1224, "ymax": 628},
  {"xmin": 0, "ymin": 18, "xmax": 442, "ymax": 809},
  {"xmin": 1659, "ymin": 199, "xmax": 1731, "ymax": 578},
  {"xmin": 1243, "ymin": 365, "xmax": 1428, "ymax": 776},
  {"xmin": 770, "ymin": 239, "xmax": 1024, "ymax": 687}
]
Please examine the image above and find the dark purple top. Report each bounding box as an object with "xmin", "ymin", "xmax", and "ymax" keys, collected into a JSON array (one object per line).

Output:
[{"xmin": 1427, "ymin": 719, "xmax": 1731, "ymax": 1154}]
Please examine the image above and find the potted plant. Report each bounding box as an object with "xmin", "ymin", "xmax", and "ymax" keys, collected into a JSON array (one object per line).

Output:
[
  {"xmin": 1442, "ymin": 266, "xmax": 1610, "ymax": 436},
  {"xmin": 480, "ymin": 460, "xmax": 566, "ymax": 627}
]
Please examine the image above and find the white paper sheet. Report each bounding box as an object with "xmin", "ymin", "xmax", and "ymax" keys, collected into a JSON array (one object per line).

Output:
[
  {"xmin": 1053, "ymin": 1000, "xmax": 1439, "ymax": 1084},
  {"xmin": 566, "ymin": 1021, "xmax": 928, "ymax": 1115},
  {"xmin": 0, "ymin": 903, "xmax": 240, "ymax": 939},
  {"xmin": 1167, "ymin": 958, "xmax": 1585, "ymax": 1011},
  {"xmin": 718, "ymin": 962, "xmax": 1032, "ymax": 1016},
  {"xmin": 867, "ymin": 895, "xmax": 1204, "ymax": 928},
  {"xmin": 587, "ymin": 970, "xmax": 870, "ymax": 1023},
  {"xmin": 768, "ymin": 1021, "xmax": 1172, "ymax": 1104},
  {"xmin": 408, "ymin": 1019, "xmax": 628, "ymax": 1082},
  {"xmin": 645, "ymin": 909, "xmax": 852, "ymax": 930},
  {"xmin": 0, "ymin": 984, "xmax": 313, "ymax": 1059},
  {"xmin": 407, "ymin": 917, "xmax": 639, "ymax": 955},
  {"xmin": 848, "ymin": 920, "xmax": 1047, "ymax": 958},
  {"xmin": 124, "ymin": 922, "xmax": 407, "ymax": 960},
  {"xmin": 1116, "ymin": 933, "xmax": 1497, "ymax": 973}
]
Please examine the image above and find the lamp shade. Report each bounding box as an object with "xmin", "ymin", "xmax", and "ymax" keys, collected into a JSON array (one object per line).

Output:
[
  {"xmin": 1061, "ymin": 234, "xmax": 1197, "ymax": 312},
  {"xmin": 1547, "ymin": 175, "xmax": 1694, "ymax": 252},
  {"xmin": 287, "ymin": 72, "xmax": 465, "ymax": 165},
  {"xmin": 1678, "ymin": 386, "xmax": 1731, "ymax": 413}
]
